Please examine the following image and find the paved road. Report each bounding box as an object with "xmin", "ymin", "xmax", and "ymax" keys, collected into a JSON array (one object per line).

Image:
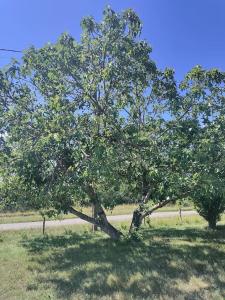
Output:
[{"xmin": 0, "ymin": 210, "xmax": 197, "ymax": 231}]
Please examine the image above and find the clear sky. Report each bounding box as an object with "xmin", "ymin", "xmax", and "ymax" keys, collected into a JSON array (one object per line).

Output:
[{"xmin": 0, "ymin": 0, "xmax": 225, "ymax": 80}]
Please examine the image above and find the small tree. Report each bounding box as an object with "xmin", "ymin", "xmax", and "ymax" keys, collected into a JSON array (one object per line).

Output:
[
  {"xmin": 193, "ymin": 191, "xmax": 225, "ymax": 229},
  {"xmin": 179, "ymin": 66, "xmax": 225, "ymax": 229}
]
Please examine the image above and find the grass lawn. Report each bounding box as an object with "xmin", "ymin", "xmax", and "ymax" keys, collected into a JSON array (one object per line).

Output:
[
  {"xmin": 0, "ymin": 215, "xmax": 224, "ymax": 299},
  {"xmin": 0, "ymin": 203, "xmax": 193, "ymax": 224}
]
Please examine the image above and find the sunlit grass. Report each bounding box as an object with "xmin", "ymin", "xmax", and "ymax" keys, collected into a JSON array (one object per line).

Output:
[{"xmin": 0, "ymin": 215, "xmax": 224, "ymax": 299}]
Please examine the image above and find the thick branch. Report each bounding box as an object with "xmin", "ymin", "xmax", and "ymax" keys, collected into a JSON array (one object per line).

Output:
[
  {"xmin": 142, "ymin": 198, "xmax": 173, "ymax": 218},
  {"xmin": 129, "ymin": 198, "xmax": 173, "ymax": 232},
  {"xmin": 141, "ymin": 189, "xmax": 151, "ymax": 204},
  {"xmin": 69, "ymin": 206, "xmax": 99, "ymax": 226},
  {"xmin": 69, "ymin": 204, "xmax": 122, "ymax": 240}
]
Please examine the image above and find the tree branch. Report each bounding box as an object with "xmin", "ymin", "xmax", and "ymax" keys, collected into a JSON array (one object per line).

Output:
[
  {"xmin": 142, "ymin": 198, "xmax": 173, "ymax": 218},
  {"xmin": 141, "ymin": 189, "xmax": 151, "ymax": 204},
  {"xmin": 69, "ymin": 206, "xmax": 99, "ymax": 226}
]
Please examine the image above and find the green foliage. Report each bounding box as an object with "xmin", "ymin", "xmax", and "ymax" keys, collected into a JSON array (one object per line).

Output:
[
  {"xmin": 0, "ymin": 7, "xmax": 176, "ymax": 218},
  {"xmin": 177, "ymin": 66, "xmax": 225, "ymax": 228},
  {"xmin": 1, "ymin": 7, "xmax": 225, "ymax": 234}
]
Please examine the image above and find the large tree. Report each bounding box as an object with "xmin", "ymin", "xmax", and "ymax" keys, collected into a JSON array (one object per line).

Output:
[{"xmin": 0, "ymin": 7, "xmax": 192, "ymax": 238}]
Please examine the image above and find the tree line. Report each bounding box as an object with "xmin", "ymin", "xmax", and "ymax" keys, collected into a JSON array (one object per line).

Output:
[{"xmin": 1, "ymin": 7, "xmax": 225, "ymax": 239}]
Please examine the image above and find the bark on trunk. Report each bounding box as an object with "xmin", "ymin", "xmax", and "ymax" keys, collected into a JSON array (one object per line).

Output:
[
  {"xmin": 129, "ymin": 198, "xmax": 173, "ymax": 233},
  {"xmin": 86, "ymin": 184, "xmax": 122, "ymax": 239},
  {"xmin": 179, "ymin": 207, "xmax": 182, "ymax": 222},
  {"xmin": 129, "ymin": 209, "xmax": 144, "ymax": 232},
  {"xmin": 208, "ymin": 219, "xmax": 217, "ymax": 230},
  {"xmin": 93, "ymin": 202, "xmax": 122, "ymax": 240},
  {"xmin": 92, "ymin": 204, "xmax": 98, "ymax": 232},
  {"xmin": 69, "ymin": 205, "xmax": 122, "ymax": 240},
  {"xmin": 42, "ymin": 216, "xmax": 46, "ymax": 235},
  {"xmin": 100, "ymin": 220, "xmax": 122, "ymax": 240}
]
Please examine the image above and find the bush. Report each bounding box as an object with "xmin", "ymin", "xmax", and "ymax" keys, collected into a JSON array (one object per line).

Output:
[{"xmin": 194, "ymin": 194, "xmax": 225, "ymax": 229}]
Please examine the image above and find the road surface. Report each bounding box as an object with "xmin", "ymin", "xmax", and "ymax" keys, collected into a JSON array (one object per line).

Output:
[{"xmin": 0, "ymin": 210, "xmax": 197, "ymax": 231}]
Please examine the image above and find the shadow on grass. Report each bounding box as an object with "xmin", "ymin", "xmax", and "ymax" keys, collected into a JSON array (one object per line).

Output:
[
  {"xmin": 22, "ymin": 226, "xmax": 225, "ymax": 300},
  {"xmin": 144, "ymin": 224, "xmax": 225, "ymax": 244}
]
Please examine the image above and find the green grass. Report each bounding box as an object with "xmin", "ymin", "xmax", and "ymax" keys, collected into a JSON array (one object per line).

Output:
[
  {"xmin": 0, "ymin": 203, "xmax": 193, "ymax": 224},
  {"xmin": 0, "ymin": 215, "xmax": 224, "ymax": 299}
]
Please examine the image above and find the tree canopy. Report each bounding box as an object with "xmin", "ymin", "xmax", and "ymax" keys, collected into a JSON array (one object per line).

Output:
[{"xmin": 1, "ymin": 7, "xmax": 225, "ymax": 238}]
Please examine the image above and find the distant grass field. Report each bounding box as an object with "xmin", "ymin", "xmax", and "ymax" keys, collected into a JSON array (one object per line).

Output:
[
  {"xmin": 0, "ymin": 215, "xmax": 224, "ymax": 300},
  {"xmin": 0, "ymin": 203, "xmax": 193, "ymax": 224}
]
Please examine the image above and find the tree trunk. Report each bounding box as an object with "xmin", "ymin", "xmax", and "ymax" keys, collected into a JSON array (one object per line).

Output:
[
  {"xmin": 100, "ymin": 221, "xmax": 122, "ymax": 240},
  {"xmin": 86, "ymin": 184, "xmax": 122, "ymax": 239},
  {"xmin": 129, "ymin": 209, "xmax": 144, "ymax": 232},
  {"xmin": 208, "ymin": 219, "xmax": 217, "ymax": 230},
  {"xmin": 42, "ymin": 216, "xmax": 46, "ymax": 235},
  {"xmin": 92, "ymin": 203, "xmax": 98, "ymax": 232},
  {"xmin": 93, "ymin": 202, "xmax": 122, "ymax": 240},
  {"xmin": 129, "ymin": 198, "xmax": 173, "ymax": 233},
  {"xmin": 69, "ymin": 205, "xmax": 122, "ymax": 240},
  {"xmin": 179, "ymin": 207, "xmax": 182, "ymax": 222}
]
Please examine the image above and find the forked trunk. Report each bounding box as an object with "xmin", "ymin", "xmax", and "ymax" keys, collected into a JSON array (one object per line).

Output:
[
  {"xmin": 129, "ymin": 198, "xmax": 173, "ymax": 233},
  {"xmin": 129, "ymin": 209, "xmax": 144, "ymax": 232}
]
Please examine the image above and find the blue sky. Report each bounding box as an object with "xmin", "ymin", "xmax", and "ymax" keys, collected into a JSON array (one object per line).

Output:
[{"xmin": 0, "ymin": 0, "xmax": 225, "ymax": 80}]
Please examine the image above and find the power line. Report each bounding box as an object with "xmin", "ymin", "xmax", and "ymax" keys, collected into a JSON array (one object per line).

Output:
[{"xmin": 0, "ymin": 48, "xmax": 22, "ymax": 53}]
